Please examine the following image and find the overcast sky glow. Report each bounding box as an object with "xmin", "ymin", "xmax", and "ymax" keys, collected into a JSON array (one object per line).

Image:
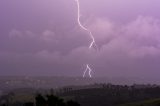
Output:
[{"xmin": 1, "ymin": 0, "xmax": 160, "ymax": 78}]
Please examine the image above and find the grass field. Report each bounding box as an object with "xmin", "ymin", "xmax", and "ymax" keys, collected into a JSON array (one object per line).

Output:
[{"xmin": 119, "ymin": 98, "xmax": 160, "ymax": 106}]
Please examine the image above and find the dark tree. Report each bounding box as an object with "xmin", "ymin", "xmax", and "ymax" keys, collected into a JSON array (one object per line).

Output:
[
  {"xmin": 46, "ymin": 94, "xmax": 59, "ymax": 106},
  {"xmin": 24, "ymin": 102, "xmax": 34, "ymax": 106},
  {"xmin": 46, "ymin": 94, "xmax": 66, "ymax": 106},
  {"xmin": 35, "ymin": 94, "xmax": 80, "ymax": 106},
  {"xmin": 66, "ymin": 100, "xmax": 80, "ymax": 106},
  {"xmin": 1, "ymin": 104, "xmax": 6, "ymax": 106},
  {"xmin": 35, "ymin": 94, "xmax": 47, "ymax": 106}
]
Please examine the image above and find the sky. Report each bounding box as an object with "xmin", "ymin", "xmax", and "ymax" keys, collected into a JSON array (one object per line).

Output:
[{"xmin": 1, "ymin": 0, "xmax": 160, "ymax": 78}]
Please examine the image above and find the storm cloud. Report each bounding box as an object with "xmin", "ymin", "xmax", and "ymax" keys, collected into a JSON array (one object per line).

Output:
[{"xmin": 0, "ymin": 0, "xmax": 160, "ymax": 78}]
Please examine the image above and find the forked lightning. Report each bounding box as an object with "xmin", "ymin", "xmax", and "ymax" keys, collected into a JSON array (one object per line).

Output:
[
  {"xmin": 75, "ymin": 0, "xmax": 98, "ymax": 78},
  {"xmin": 83, "ymin": 64, "xmax": 92, "ymax": 78}
]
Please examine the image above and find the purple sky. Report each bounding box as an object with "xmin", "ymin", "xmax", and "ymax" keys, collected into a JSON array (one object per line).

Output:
[{"xmin": 1, "ymin": 0, "xmax": 160, "ymax": 78}]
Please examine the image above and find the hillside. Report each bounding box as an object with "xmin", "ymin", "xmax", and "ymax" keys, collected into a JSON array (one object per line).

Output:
[
  {"xmin": 119, "ymin": 98, "xmax": 160, "ymax": 106},
  {"xmin": 1, "ymin": 83, "xmax": 160, "ymax": 106}
]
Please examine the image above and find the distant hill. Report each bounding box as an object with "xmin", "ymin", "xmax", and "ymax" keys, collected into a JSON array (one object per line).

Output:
[
  {"xmin": 59, "ymin": 84, "xmax": 160, "ymax": 106},
  {"xmin": 0, "ymin": 76, "xmax": 160, "ymax": 92}
]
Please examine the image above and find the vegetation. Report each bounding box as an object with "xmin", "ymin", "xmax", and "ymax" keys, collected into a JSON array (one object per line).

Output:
[
  {"xmin": 1, "ymin": 83, "xmax": 160, "ymax": 106},
  {"xmin": 119, "ymin": 98, "xmax": 160, "ymax": 106},
  {"xmin": 60, "ymin": 84, "xmax": 160, "ymax": 106},
  {"xmin": 35, "ymin": 94, "xmax": 80, "ymax": 106}
]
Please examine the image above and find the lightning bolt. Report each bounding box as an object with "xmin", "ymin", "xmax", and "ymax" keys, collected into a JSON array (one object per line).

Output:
[
  {"xmin": 75, "ymin": 0, "xmax": 98, "ymax": 78},
  {"xmin": 83, "ymin": 64, "xmax": 92, "ymax": 78}
]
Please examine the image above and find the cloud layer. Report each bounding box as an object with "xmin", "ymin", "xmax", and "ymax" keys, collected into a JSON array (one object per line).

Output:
[{"xmin": 1, "ymin": 15, "xmax": 160, "ymax": 77}]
